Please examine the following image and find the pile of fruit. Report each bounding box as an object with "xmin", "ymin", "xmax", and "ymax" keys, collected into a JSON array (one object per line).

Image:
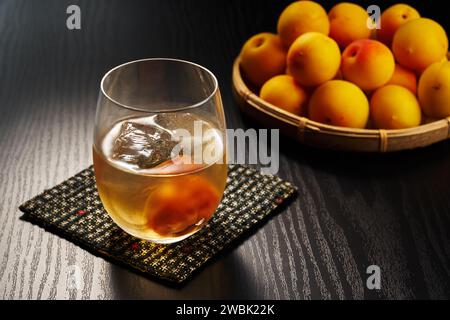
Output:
[{"xmin": 239, "ymin": 1, "xmax": 449, "ymax": 130}]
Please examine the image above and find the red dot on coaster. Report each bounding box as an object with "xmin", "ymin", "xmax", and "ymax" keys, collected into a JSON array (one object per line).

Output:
[
  {"xmin": 275, "ymin": 198, "xmax": 283, "ymax": 204},
  {"xmin": 76, "ymin": 210, "xmax": 87, "ymax": 216},
  {"xmin": 131, "ymin": 242, "xmax": 139, "ymax": 250}
]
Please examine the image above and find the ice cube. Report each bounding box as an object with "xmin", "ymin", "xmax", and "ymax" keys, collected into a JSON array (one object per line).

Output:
[{"xmin": 111, "ymin": 121, "xmax": 178, "ymax": 169}]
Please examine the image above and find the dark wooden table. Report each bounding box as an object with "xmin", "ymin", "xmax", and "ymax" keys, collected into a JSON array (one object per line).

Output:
[{"xmin": 0, "ymin": 0, "xmax": 449, "ymax": 300}]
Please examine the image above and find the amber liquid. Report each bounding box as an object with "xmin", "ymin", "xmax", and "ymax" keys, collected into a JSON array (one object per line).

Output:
[{"xmin": 93, "ymin": 118, "xmax": 227, "ymax": 243}]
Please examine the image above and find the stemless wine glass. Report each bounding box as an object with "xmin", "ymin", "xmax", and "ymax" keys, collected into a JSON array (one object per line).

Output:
[{"xmin": 93, "ymin": 58, "xmax": 227, "ymax": 244}]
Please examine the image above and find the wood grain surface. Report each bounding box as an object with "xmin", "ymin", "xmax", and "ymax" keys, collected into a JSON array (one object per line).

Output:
[{"xmin": 0, "ymin": 0, "xmax": 449, "ymax": 300}]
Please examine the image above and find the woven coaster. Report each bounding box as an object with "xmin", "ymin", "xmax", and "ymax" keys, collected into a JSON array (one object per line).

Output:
[{"xmin": 19, "ymin": 164, "xmax": 296, "ymax": 283}]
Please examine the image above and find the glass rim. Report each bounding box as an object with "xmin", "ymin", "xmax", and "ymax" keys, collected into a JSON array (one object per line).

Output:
[{"xmin": 100, "ymin": 57, "xmax": 219, "ymax": 113}]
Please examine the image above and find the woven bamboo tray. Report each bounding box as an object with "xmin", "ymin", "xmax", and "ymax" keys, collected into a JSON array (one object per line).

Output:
[{"xmin": 232, "ymin": 55, "xmax": 450, "ymax": 152}]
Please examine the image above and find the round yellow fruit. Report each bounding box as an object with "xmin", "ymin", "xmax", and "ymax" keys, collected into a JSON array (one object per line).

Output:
[
  {"xmin": 287, "ymin": 32, "xmax": 341, "ymax": 87},
  {"xmin": 370, "ymin": 85, "xmax": 422, "ymax": 129},
  {"xmin": 309, "ymin": 80, "xmax": 369, "ymax": 129},
  {"xmin": 341, "ymin": 39, "xmax": 395, "ymax": 91},
  {"xmin": 240, "ymin": 33, "xmax": 286, "ymax": 87},
  {"xmin": 377, "ymin": 4, "xmax": 420, "ymax": 46},
  {"xmin": 277, "ymin": 1, "xmax": 330, "ymax": 48},
  {"xmin": 260, "ymin": 75, "xmax": 308, "ymax": 116},
  {"xmin": 393, "ymin": 18, "xmax": 448, "ymax": 72},
  {"xmin": 418, "ymin": 61, "xmax": 450, "ymax": 119},
  {"xmin": 328, "ymin": 2, "xmax": 371, "ymax": 48}
]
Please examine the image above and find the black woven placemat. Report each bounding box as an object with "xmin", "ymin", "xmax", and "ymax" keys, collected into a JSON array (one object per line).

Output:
[{"xmin": 19, "ymin": 164, "xmax": 296, "ymax": 283}]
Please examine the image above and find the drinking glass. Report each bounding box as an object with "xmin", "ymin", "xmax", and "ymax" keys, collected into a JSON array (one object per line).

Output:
[{"xmin": 93, "ymin": 58, "xmax": 227, "ymax": 244}]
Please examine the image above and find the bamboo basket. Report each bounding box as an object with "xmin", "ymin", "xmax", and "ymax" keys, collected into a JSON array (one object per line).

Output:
[{"xmin": 232, "ymin": 55, "xmax": 450, "ymax": 152}]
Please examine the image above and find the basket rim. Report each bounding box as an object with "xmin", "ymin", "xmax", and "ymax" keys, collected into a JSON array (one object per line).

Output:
[{"xmin": 232, "ymin": 55, "xmax": 450, "ymax": 139}]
